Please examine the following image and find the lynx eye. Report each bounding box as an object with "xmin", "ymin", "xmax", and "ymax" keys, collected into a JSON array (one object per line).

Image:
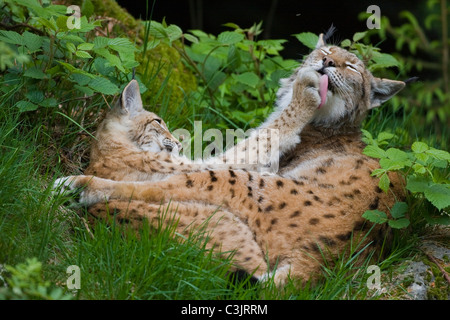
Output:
[{"xmin": 345, "ymin": 63, "xmax": 361, "ymax": 75}]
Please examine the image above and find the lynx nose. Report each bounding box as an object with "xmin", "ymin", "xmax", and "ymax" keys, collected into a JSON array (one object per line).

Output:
[{"xmin": 322, "ymin": 56, "xmax": 335, "ymax": 67}]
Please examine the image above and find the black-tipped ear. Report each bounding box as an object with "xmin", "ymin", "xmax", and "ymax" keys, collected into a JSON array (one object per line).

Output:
[
  {"xmin": 370, "ymin": 78, "xmax": 406, "ymax": 109},
  {"xmin": 121, "ymin": 80, "xmax": 143, "ymax": 116}
]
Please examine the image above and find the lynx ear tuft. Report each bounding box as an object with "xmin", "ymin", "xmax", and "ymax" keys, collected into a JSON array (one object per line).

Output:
[
  {"xmin": 121, "ymin": 80, "xmax": 143, "ymax": 116},
  {"xmin": 369, "ymin": 78, "xmax": 405, "ymax": 109}
]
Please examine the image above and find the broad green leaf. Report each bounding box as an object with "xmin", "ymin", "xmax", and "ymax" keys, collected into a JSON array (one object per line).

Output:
[
  {"xmin": 93, "ymin": 37, "xmax": 110, "ymax": 49},
  {"xmin": 390, "ymin": 202, "xmax": 408, "ymax": 219},
  {"xmin": 166, "ymin": 24, "xmax": 183, "ymax": 42},
  {"xmin": 412, "ymin": 163, "xmax": 427, "ymax": 174},
  {"xmin": 380, "ymin": 158, "xmax": 406, "ymax": 170},
  {"xmin": 25, "ymin": 90, "xmax": 44, "ymax": 103},
  {"xmin": 371, "ymin": 52, "xmax": 400, "ymax": 68},
  {"xmin": 75, "ymin": 50, "xmax": 93, "ymax": 59},
  {"xmin": 66, "ymin": 42, "xmax": 76, "ymax": 53},
  {"xmin": 40, "ymin": 98, "xmax": 58, "ymax": 107},
  {"xmin": 386, "ymin": 148, "xmax": 409, "ymax": 162},
  {"xmin": 406, "ymin": 175, "xmax": 430, "ymax": 193},
  {"xmin": 233, "ymin": 72, "xmax": 260, "ymax": 88},
  {"xmin": 425, "ymin": 148, "xmax": 450, "ymax": 161},
  {"xmin": 217, "ymin": 31, "xmax": 244, "ymax": 45},
  {"xmin": 293, "ymin": 32, "xmax": 319, "ymax": 49},
  {"xmin": 377, "ymin": 132, "xmax": 394, "ymax": 142},
  {"xmin": 411, "ymin": 141, "xmax": 428, "ymax": 153},
  {"xmin": 353, "ymin": 31, "xmax": 367, "ymax": 42},
  {"xmin": 362, "ymin": 210, "xmax": 388, "ymax": 224},
  {"xmin": 424, "ymin": 184, "xmax": 450, "ymax": 211},
  {"xmin": 24, "ymin": 67, "xmax": 46, "ymax": 79},
  {"xmin": 88, "ymin": 77, "xmax": 119, "ymax": 95},
  {"xmin": 0, "ymin": 30, "xmax": 23, "ymax": 45},
  {"xmin": 184, "ymin": 33, "xmax": 199, "ymax": 44},
  {"xmin": 23, "ymin": 31, "xmax": 43, "ymax": 52},
  {"xmin": 379, "ymin": 173, "xmax": 390, "ymax": 192},
  {"xmin": 15, "ymin": 100, "xmax": 38, "ymax": 112},
  {"xmin": 77, "ymin": 43, "xmax": 94, "ymax": 51},
  {"xmin": 340, "ymin": 39, "xmax": 351, "ymax": 47},
  {"xmin": 388, "ymin": 218, "xmax": 410, "ymax": 229},
  {"xmin": 363, "ymin": 145, "xmax": 386, "ymax": 158}
]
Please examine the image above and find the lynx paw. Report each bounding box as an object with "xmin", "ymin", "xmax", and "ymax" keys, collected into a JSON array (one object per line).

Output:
[
  {"xmin": 294, "ymin": 68, "xmax": 321, "ymax": 109},
  {"xmin": 53, "ymin": 175, "xmax": 104, "ymax": 207}
]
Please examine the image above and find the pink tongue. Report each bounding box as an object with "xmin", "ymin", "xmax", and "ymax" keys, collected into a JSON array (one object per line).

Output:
[{"xmin": 318, "ymin": 74, "xmax": 328, "ymax": 109}]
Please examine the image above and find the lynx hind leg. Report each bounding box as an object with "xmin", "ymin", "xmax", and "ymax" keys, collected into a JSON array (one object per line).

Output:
[{"xmin": 87, "ymin": 199, "xmax": 269, "ymax": 278}]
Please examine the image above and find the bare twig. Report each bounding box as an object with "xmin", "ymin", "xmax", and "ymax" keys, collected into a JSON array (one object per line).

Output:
[{"xmin": 423, "ymin": 250, "xmax": 450, "ymax": 285}]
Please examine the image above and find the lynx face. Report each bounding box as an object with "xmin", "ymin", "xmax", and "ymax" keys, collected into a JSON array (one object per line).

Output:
[
  {"xmin": 128, "ymin": 112, "xmax": 182, "ymax": 154},
  {"xmin": 114, "ymin": 80, "xmax": 182, "ymax": 155},
  {"xmin": 276, "ymin": 35, "xmax": 405, "ymax": 128}
]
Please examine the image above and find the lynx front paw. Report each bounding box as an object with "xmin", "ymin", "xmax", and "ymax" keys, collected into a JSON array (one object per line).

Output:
[
  {"xmin": 294, "ymin": 68, "xmax": 321, "ymax": 109},
  {"xmin": 53, "ymin": 175, "xmax": 105, "ymax": 207}
]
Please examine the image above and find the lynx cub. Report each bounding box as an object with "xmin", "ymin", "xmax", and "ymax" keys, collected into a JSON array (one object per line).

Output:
[{"xmin": 56, "ymin": 33, "xmax": 406, "ymax": 285}]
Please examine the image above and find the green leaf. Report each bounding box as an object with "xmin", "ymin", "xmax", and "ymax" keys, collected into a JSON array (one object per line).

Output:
[
  {"xmin": 371, "ymin": 52, "xmax": 400, "ymax": 68},
  {"xmin": 386, "ymin": 148, "xmax": 409, "ymax": 162},
  {"xmin": 380, "ymin": 158, "xmax": 406, "ymax": 170},
  {"xmin": 40, "ymin": 98, "xmax": 58, "ymax": 107},
  {"xmin": 66, "ymin": 42, "xmax": 76, "ymax": 53},
  {"xmin": 379, "ymin": 173, "xmax": 390, "ymax": 192},
  {"xmin": 77, "ymin": 43, "xmax": 94, "ymax": 51},
  {"xmin": 425, "ymin": 148, "xmax": 450, "ymax": 161},
  {"xmin": 424, "ymin": 184, "xmax": 450, "ymax": 211},
  {"xmin": 24, "ymin": 67, "xmax": 46, "ymax": 79},
  {"xmin": 352, "ymin": 31, "xmax": 367, "ymax": 42},
  {"xmin": 88, "ymin": 77, "xmax": 119, "ymax": 95},
  {"xmin": 217, "ymin": 31, "xmax": 244, "ymax": 45},
  {"xmin": 233, "ymin": 72, "xmax": 260, "ymax": 88},
  {"xmin": 363, "ymin": 145, "xmax": 386, "ymax": 158},
  {"xmin": 362, "ymin": 210, "xmax": 388, "ymax": 224},
  {"xmin": 293, "ymin": 32, "xmax": 319, "ymax": 49},
  {"xmin": 390, "ymin": 202, "xmax": 408, "ymax": 219},
  {"xmin": 406, "ymin": 175, "xmax": 430, "ymax": 193},
  {"xmin": 388, "ymin": 218, "xmax": 410, "ymax": 229},
  {"xmin": 340, "ymin": 39, "xmax": 351, "ymax": 47},
  {"xmin": 75, "ymin": 50, "xmax": 93, "ymax": 59},
  {"xmin": 184, "ymin": 33, "xmax": 199, "ymax": 44},
  {"xmin": 411, "ymin": 141, "xmax": 428, "ymax": 153},
  {"xmin": 377, "ymin": 132, "xmax": 394, "ymax": 142},
  {"xmin": 23, "ymin": 31, "xmax": 43, "ymax": 52},
  {"xmin": 166, "ymin": 24, "xmax": 183, "ymax": 42},
  {"xmin": 15, "ymin": 100, "xmax": 38, "ymax": 112},
  {"xmin": 0, "ymin": 30, "xmax": 23, "ymax": 46},
  {"xmin": 412, "ymin": 163, "xmax": 427, "ymax": 174}
]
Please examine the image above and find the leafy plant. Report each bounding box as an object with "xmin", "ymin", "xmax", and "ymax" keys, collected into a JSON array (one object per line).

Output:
[
  {"xmin": 361, "ymin": 129, "xmax": 450, "ymax": 228},
  {"xmin": 0, "ymin": 0, "xmax": 141, "ymax": 113},
  {"xmin": 144, "ymin": 20, "xmax": 297, "ymax": 128},
  {"xmin": 0, "ymin": 258, "xmax": 72, "ymax": 300}
]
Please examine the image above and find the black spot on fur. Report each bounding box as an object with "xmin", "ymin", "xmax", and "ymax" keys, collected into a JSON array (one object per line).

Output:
[
  {"xmin": 290, "ymin": 210, "xmax": 301, "ymax": 218},
  {"xmin": 336, "ymin": 232, "xmax": 352, "ymax": 241},
  {"xmin": 289, "ymin": 223, "xmax": 298, "ymax": 228},
  {"xmin": 278, "ymin": 202, "xmax": 287, "ymax": 210},
  {"xmin": 309, "ymin": 218, "xmax": 320, "ymax": 225},
  {"xmin": 290, "ymin": 189, "xmax": 298, "ymax": 195},
  {"xmin": 207, "ymin": 185, "xmax": 214, "ymax": 191},
  {"xmin": 323, "ymin": 214, "xmax": 335, "ymax": 219},
  {"xmin": 319, "ymin": 183, "xmax": 334, "ymax": 189},
  {"xmin": 304, "ymin": 200, "xmax": 312, "ymax": 206},
  {"xmin": 228, "ymin": 179, "xmax": 236, "ymax": 185},
  {"xmin": 186, "ymin": 180, "xmax": 194, "ymax": 188},
  {"xmin": 229, "ymin": 170, "xmax": 236, "ymax": 178},
  {"xmin": 276, "ymin": 180, "xmax": 284, "ymax": 188},
  {"xmin": 319, "ymin": 236, "xmax": 336, "ymax": 246},
  {"xmin": 258, "ymin": 196, "xmax": 264, "ymax": 203},
  {"xmin": 265, "ymin": 205, "xmax": 274, "ymax": 212},
  {"xmin": 375, "ymin": 186, "xmax": 382, "ymax": 193},
  {"xmin": 259, "ymin": 179, "xmax": 265, "ymax": 188},
  {"xmin": 293, "ymin": 180, "xmax": 304, "ymax": 186},
  {"xmin": 369, "ymin": 196, "xmax": 380, "ymax": 210},
  {"xmin": 316, "ymin": 167, "xmax": 327, "ymax": 174}
]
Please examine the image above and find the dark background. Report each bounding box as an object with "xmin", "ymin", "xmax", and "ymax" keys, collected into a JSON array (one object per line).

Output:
[{"xmin": 117, "ymin": 0, "xmax": 424, "ymax": 59}]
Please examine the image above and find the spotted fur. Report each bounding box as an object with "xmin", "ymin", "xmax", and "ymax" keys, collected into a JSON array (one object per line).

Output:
[{"xmin": 56, "ymin": 33, "xmax": 406, "ymax": 286}]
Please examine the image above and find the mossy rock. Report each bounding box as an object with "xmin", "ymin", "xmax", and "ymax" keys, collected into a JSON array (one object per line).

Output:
[{"xmin": 58, "ymin": 0, "xmax": 196, "ymax": 113}]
